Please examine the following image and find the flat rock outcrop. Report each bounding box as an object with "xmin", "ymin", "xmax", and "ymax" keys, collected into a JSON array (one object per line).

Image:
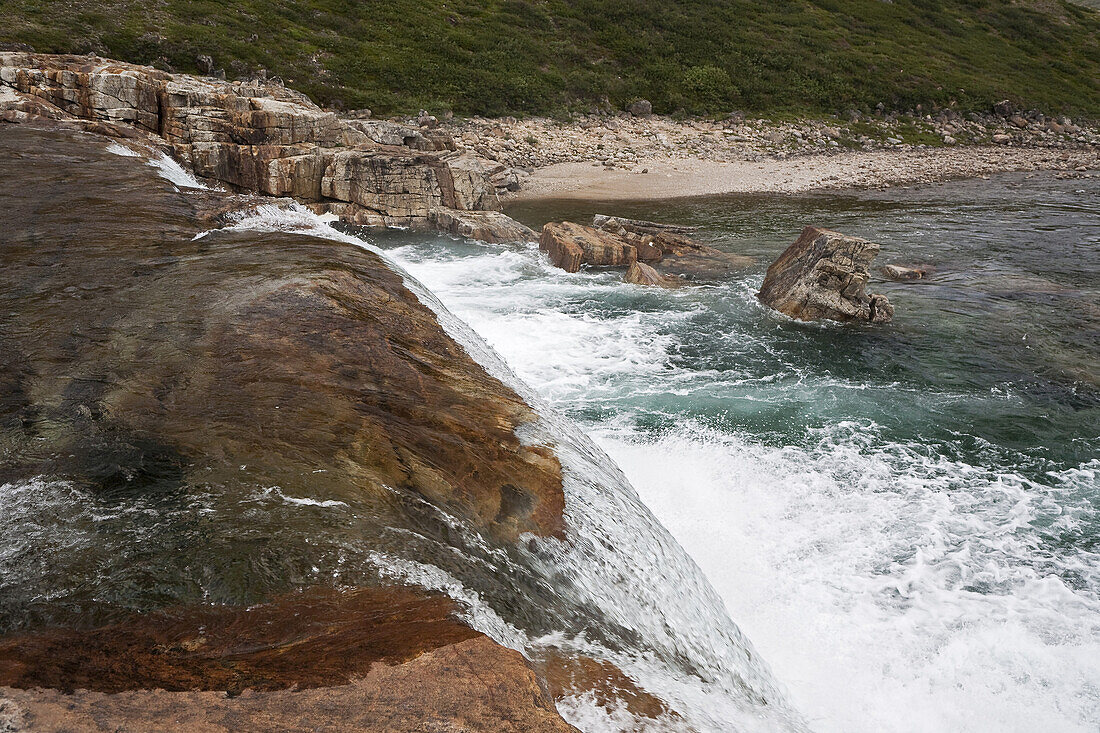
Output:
[
  {"xmin": 0, "ymin": 52, "xmax": 531, "ymax": 243},
  {"xmin": 0, "ymin": 587, "xmax": 576, "ymax": 732},
  {"xmin": 539, "ymin": 221, "xmax": 638, "ymax": 272},
  {"xmin": 758, "ymin": 226, "xmax": 894, "ymax": 323},
  {"xmin": 593, "ymin": 214, "xmax": 754, "ymax": 279}
]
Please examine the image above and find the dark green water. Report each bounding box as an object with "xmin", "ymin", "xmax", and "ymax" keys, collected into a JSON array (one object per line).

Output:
[{"xmin": 381, "ymin": 171, "xmax": 1100, "ymax": 732}]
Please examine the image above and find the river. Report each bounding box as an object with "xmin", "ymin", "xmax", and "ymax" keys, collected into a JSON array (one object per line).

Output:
[{"xmin": 378, "ymin": 173, "xmax": 1100, "ymax": 732}]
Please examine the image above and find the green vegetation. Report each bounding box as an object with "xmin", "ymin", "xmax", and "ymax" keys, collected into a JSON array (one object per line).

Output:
[{"xmin": 3, "ymin": 0, "xmax": 1099, "ymax": 118}]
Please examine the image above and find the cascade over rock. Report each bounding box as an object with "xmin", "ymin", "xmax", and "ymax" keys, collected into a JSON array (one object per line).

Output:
[
  {"xmin": 0, "ymin": 52, "xmax": 532, "ymax": 243},
  {"xmin": 0, "ymin": 120, "xmax": 592, "ymax": 733},
  {"xmin": 758, "ymin": 225, "xmax": 894, "ymax": 322}
]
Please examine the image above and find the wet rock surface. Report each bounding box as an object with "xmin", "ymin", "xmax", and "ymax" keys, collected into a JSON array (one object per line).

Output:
[
  {"xmin": 0, "ymin": 120, "xmax": 582, "ymax": 732},
  {"xmin": 0, "ymin": 586, "xmax": 480, "ymax": 693},
  {"xmin": 624, "ymin": 261, "xmax": 683, "ymax": 288},
  {"xmin": 593, "ymin": 215, "xmax": 753, "ymax": 280},
  {"xmin": 539, "ymin": 221, "xmax": 638, "ymax": 272},
  {"xmin": 537, "ymin": 214, "xmax": 753, "ymax": 281},
  {"xmin": 0, "ymin": 124, "xmax": 564, "ymax": 551},
  {"xmin": 0, "ymin": 52, "xmax": 531, "ymax": 243},
  {"xmin": 758, "ymin": 226, "xmax": 894, "ymax": 323},
  {"xmin": 0, "ymin": 634, "xmax": 576, "ymax": 732}
]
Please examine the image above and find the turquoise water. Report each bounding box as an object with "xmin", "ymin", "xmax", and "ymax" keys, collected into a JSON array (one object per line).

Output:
[{"xmin": 380, "ymin": 172, "xmax": 1100, "ymax": 732}]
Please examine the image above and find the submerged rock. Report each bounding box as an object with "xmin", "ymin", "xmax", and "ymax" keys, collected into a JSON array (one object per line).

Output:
[
  {"xmin": 593, "ymin": 214, "xmax": 753, "ymax": 280},
  {"xmin": 758, "ymin": 226, "xmax": 894, "ymax": 323},
  {"xmin": 539, "ymin": 221, "xmax": 638, "ymax": 272},
  {"xmin": 882, "ymin": 263, "xmax": 931, "ymax": 281},
  {"xmin": 624, "ymin": 261, "xmax": 682, "ymax": 288}
]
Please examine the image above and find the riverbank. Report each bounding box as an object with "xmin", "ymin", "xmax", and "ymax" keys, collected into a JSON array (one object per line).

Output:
[
  {"xmin": 433, "ymin": 111, "xmax": 1100, "ymax": 200},
  {"xmin": 509, "ymin": 146, "xmax": 1100, "ymax": 200}
]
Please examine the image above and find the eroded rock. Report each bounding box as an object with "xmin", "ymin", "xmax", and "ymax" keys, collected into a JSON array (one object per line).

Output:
[
  {"xmin": 539, "ymin": 221, "xmax": 637, "ymax": 272},
  {"xmin": 0, "ymin": 52, "xmax": 528, "ymax": 243},
  {"xmin": 882, "ymin": 264, "xmax": 931, "ymax": 281},
  {"xmin": 593, "ymin": 214, "xmax": 753, "ymax": 279},
  {"xmin": 624, "ymin": 261, "xmax": 682, "ymax": 288},
  {"xmin": 758, "ymin": 226, "xmax": 894, "ymax": 323}
]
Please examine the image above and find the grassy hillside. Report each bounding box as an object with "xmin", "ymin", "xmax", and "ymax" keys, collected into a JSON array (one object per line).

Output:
[{"xmin": 3, "ymin": 0, "xmax": 1100, "ymax": 119}]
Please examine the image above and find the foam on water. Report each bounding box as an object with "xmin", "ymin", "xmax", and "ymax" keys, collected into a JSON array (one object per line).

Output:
[
  {"xmin": 382, "ymin": 231, "xmax": 1100, "ymax": 733},
  {"xmin": 597, "ymin": 426, "xmax": 1100, "ymax": 733},
  {"xmin": 195, "ymin": 203, "xmax": 805, "ymax": 733}
]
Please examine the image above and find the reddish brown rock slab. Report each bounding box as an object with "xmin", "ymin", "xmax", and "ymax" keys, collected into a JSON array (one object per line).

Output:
[
  {"xmin": 593, "ymin": 214, "xmax": 753, "ymax": 279},
  {"xmin": 624, "ymin": 261, "xmax": 683, "ymax": 288},
  {"xmin": 539, "ymin": 221, "xmax": 637, "ymax": 272},
  {"xmin": 0, "ymin": 637, "xmax": 578, "ymax": 732},
  {"xmin": 0, "ymin": 586, "xmax": 481, "ymax": 694},
  {"xmin": 758, "ymin": 225, "xmax": 894, "ymax": 323}
]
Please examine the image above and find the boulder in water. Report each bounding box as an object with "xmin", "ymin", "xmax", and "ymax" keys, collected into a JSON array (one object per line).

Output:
[
  {"xmin": 758, "ymin": 226, "xmax": 894, "ymax": 323},
  {"xmin": 593, "ymin": 214, "xmax": 753, "ymax": 280},
  {"xmin": 539, "ymin": 221, "xmax": 637, "ymax": 272},
  {"xmin": 882, "ymin": 263, "xmax": 931, "ymax": 281},
  {"xmin": 623, "ymin": 261, "xmax": 682, "ymax": 288}
]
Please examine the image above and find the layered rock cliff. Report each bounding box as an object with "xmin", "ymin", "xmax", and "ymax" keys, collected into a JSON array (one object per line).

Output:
[{"xmin": 0, "ymin": 52, "xmax": 535, "ymax": 243}]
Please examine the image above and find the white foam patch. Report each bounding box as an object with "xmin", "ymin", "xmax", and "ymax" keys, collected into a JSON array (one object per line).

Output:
[
  {"xmin": 263, "ymin": 487, "xmax": 348, "ymax": 509},
  {"xmin": 105, "ymin": 142, "xmax": 141, "ymax": 157},
  {"xmin": 148, "ymin": 152, "xmax": 209, "ymax": 189},
  {"xmin": 387, "ymin": 236, "xmax": 1100, "ymax": 732},
  {"xmin": 596, "ymin": 425, "xmax": 1100, "ymax": 733}
]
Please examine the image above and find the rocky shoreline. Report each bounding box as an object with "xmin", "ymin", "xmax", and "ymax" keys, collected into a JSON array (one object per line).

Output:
[
  {"xmin": 437, "ymin": 111, "xmax": 1099, "ymax": 200},
  {"xmin": 0, "ymin": 52, "xmax": 536, "ymax": 244},
  {"xmin": 4, "ymin": 52, "xmax": 1096, "ymax": 227}
]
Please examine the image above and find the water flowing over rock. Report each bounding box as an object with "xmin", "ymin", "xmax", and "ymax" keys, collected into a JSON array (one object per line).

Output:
[
  {"xmin": 758, "ymin": 226, "xmax": 894, "ymax": 322},
  {"xmin": 0, "ymin": 52, "xmax": 531, "ymax": 243},
  {"xmin": 0, "ymin": 122, "xmax": 803, "ymax": 733}
]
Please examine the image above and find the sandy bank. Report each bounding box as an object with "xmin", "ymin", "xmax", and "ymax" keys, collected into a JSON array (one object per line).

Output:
[{"xmin": 509, "ymin": 146, "xmax": 1100, "ymax": 201}]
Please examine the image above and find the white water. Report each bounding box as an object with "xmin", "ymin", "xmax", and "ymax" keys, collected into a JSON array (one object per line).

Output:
[
  {"xmin": 382, "ymin": 236, "xmax": 1100, "ymax": 733},
  {"xmin": 196, "ymin": 203, "xmax": 805, "ymax": 733}
]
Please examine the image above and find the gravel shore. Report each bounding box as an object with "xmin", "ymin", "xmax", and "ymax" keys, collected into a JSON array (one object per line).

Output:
[{"xmin": 434, "ymin": 110, "xmax": 1100, "ymax": 200}]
